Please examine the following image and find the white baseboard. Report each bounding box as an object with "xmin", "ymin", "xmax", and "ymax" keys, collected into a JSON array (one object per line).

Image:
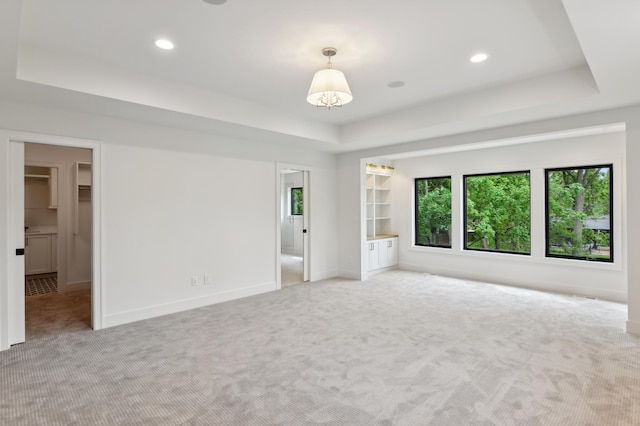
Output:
[
  {"xmin": 399, "ymin": 261, "xmax": 627, "ymax": 303},
  {"xmin": 311, "ymin": 269, "xmax": 339, "ymax": 282},
  {"xmin": 627, "ymin": 320, "xmax": 640, "ymax": 336},
  {"xmin": 337, "ymin": 270, "xmax": 362, "ymax": 280},
  {"xmin": 103, "ymin": 282, "xmax": 275, "ymax": 329},
  {"xmin": 366, "ymin": 266, "xmax": 397, "ymax": 276}
]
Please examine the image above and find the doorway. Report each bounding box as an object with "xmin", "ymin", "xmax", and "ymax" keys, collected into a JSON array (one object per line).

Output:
[
  {"xmin": 278, "ymin": 166, "xmax": 310, "ymax": 288},
  {"xmin": 23, "ymin": 143, "xmax": 92, "ymax": 338},
  {"xmin": 2, "ymin": 130, "xmax": 103, "ymax": 350}
]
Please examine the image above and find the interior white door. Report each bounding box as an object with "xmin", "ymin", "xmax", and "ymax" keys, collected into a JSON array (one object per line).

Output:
[
  {"xmin": 303, "ymin": 171, "xmax": 310, "ymax": 282},
  {"xmin": 9, "ymin": 141, "xmax": 25, "ymax": 345}
]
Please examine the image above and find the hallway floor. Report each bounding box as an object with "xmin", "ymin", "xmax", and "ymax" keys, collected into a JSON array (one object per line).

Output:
[
  {"xmin": 25, "ymin": 273, "xmax": 58, "ymax": 297},
  {"xmin": 281, "ymin": 253, "xmax": 303, "ymax": 286},
  {"xmin": 25, "ymin": 289, "xmax": 91, "ymax": 340}
]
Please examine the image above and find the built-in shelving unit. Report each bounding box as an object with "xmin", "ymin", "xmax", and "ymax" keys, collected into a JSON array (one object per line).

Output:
[
  {"xmin": 25, "ymin": 166, "xmax": 58, "ymax": 209},
  {"xmin": 365, "ymin": 162, "xmax": 398, "ymax": 273},
  {"xmin": 366, "ymin": 164, "xmax": 394, "ymax": 238},
  {"xmin": 49, "ymin": 168, "xmax": 58, "ymax": 209},
  {"xmin": 74, "ymin": 162, "xmax": 92, "ymax": 235}
]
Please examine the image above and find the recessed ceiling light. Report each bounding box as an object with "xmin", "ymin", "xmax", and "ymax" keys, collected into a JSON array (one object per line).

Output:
[
  {"xmin": 387, "ymin": 81, "xmax": 405, "ymax": 88},
  {"xmin": 202, "ymin": 0, "xmax": 227, "ymax": 4},
  {"xmin": 470, "ymin": 53, "xmax": 488, "ymax": 63},
  {"xmin": 155, "ymin": 39, "xmax": 174, "ymax": 50}
]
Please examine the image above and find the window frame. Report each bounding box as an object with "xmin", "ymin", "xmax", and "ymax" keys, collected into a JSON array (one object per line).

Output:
[
  {"xmin": 544, "ymin": 164, "xmax": 613, "ymax": 263},
  {"xmin": 290, "ymin": 187, "xmax": 303, "ymax": 216},
  {"xmin": 414, "ymin": 175, "xmax": 452, "ymax": 249},
  {"xmin": 463, "ymin": 170, "xmax": 531, "ymax": 256}
]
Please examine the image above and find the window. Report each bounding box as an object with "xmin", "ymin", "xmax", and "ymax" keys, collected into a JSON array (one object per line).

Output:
[
  {"xmin": 464, "ymin": 171, "xmax": 531, "ymax": 254},
  {"xmin": 291, "ymin": 187, "xmax": 303, "ymax": 215},
  {"xmin": 545, "ymin": 165, "xmax": 612, "ymax": 262},
  {"xmin": 415, "ymin": 176, "xmax": 452, "ymax": 248}
]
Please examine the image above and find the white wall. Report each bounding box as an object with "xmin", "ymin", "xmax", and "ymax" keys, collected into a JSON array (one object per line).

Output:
[
  {"xmin": 625, "ymin": 118, "xmax": 640, "ymax": 335},
  {"xmin": 0, "ymin": 100, "xmax": 338, "ymax": 348},
  {"xmin": 393, "ymin": 132, "xmax": 625, "ymax": 302},
  {"xmin": 337, "ymin": 157, "xmax": 365, "ymax": 279},
  {"xmin": 308, "ymin": 167, "xmax": 339, "ymax": 281},
  {"xmin": 102, "ymin": 144, "xmax": 277, "ymax": 320}
]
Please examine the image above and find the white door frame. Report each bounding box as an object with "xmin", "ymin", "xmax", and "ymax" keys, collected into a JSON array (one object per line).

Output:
[
  {"xmin": 1, "ymin": 130, "xmax": 103, "ymax": 351},
  {"xmin": 276, "ymin": 163, "xmax": 311, "ymax": 289},
  {"xmin": 6, "ymin": 141, "xmax": 25, "ymax": 346},
  {"xmin": 302, "ymin": 170, "xmax": 310, "ymax": 282}
]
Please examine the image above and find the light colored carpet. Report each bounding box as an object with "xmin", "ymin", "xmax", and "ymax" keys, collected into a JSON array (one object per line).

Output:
[{"xmin": 1, "ymin": 270, "xmax": 639, "ymax": 425}]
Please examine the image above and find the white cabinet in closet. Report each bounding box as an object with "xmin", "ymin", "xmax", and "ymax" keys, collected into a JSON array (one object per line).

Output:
[{"xmin": 25, "ymin": 234, "xmax": 57, "ymax": 275}]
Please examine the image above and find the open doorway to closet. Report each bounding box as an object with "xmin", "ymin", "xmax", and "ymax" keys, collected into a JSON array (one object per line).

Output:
[
  {"xmin": 23, "ymin": 143, "xmax": 92, "ymax": 339},
  {"xmin": 2, "ymin": 131, "xmax": 102, "ymax": 351},
  {"xmin": 279, "ymin": 168, "xmax": 309, "ymax": 287}
]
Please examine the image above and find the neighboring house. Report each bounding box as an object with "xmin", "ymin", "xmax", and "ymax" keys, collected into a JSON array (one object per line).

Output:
[{"xmin": 584, "ymin": 215, "xmax": 611, "ymax": 233}]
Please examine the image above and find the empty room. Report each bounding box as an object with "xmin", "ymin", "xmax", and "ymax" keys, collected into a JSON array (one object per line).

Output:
[{"xmin": 1, "ymin": 0, "xmax": 640, "ymax": 424}]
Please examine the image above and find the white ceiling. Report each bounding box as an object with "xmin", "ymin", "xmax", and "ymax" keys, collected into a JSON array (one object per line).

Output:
[{"xmin": 1, "ymin": 0, "xmax": 639, "ymax": 152}]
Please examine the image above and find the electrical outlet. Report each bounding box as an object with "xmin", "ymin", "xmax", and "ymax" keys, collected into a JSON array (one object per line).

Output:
[
  {"xmin": 203, "ymin": 274, "xmax": 212, "ymax": 285},
  {"xmin": 191, "ymin": 276, "xmax": 198, "ymax": 286}
]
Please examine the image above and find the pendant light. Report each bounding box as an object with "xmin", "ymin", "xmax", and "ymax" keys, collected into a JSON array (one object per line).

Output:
[{"xmin": 307, "ymin": 47, "xmax": 353, "ymax": 108}]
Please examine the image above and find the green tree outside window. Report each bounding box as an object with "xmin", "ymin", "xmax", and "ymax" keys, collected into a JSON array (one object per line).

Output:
[
  {"xmin": 415, "ymin": 177, "xmax": 452, "ymax": 247},
  {"xmin": 546, "ymin": 165, "xmax": 612, "ymax": 262},
  {"xmin": 291, "ymin": 187, "xmax": 303, "ymax": 215},
  {"xmin": 464, "ymin": 171, "xmax": 531, "ymax": 254}
]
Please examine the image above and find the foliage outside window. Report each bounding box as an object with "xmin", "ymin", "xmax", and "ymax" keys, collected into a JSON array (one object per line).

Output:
[
  {"xmin": 291, "ymin": 187, "xmax": 303, "ymax": 215},
  {"xmin": 464, "ymin": 171, "xmax": 530, "ymax": 254},
  {"xmin": 546, "ymin": 165, "xmax": 612, "ymax": 262},
  {"xmin": 415, "ymin": 177, "xmax": 452, "ymax": 248}
]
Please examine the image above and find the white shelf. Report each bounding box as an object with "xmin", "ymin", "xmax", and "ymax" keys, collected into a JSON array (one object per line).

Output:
[
  {"xmin": 24, "ymin": 167, "xmax": 58, "ymax": 209},
  {"xmin": 366, "ymin": 167, "xmax": 394, "ymax": 238},
  {"xmin": 74, "ymin": 162, "xmax": 92, "ymax": 235},
  {"xmin": 77, "ymin": 162, "xmax": 91, "ymax": 186}
]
